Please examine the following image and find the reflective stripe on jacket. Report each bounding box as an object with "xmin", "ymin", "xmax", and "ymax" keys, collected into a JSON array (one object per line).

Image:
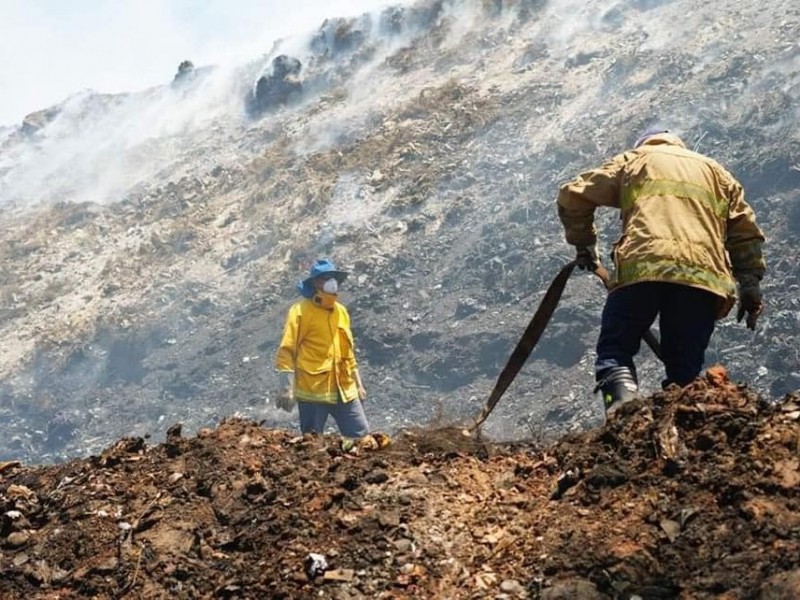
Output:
[
  {"xmin": 557, "ymin": 133, "xmax": 765, "ymax": 318},
  {"xmin": 275, "ymin": 299, "xmax": 359, "ymax": 404}
]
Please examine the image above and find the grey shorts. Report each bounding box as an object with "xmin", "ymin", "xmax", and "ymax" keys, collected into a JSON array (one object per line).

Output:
[{"xmin": 297, "ymin": 398, "xmax": 370, "ymax": 438}]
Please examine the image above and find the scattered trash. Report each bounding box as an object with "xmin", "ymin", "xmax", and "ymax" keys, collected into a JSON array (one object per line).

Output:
[
  {"xmin": 341, "ymin": 432, "xmax": 392, "ymax": 454},
  {"xmin": 305, "ymin": 553, "xmax": 328, "ymax": 580},
  {"xmin": 550, "ymin": 468, "xmax": 581, "ymax": 500},
  {"xmin": 323, "ymin": 569, "xmax": 355, "ymax": 582},
  {"xmin": 659, "ymin": 519, "xmax": 681, "ymax": 543}
]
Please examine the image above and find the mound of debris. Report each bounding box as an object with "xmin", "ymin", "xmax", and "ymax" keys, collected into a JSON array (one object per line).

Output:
[
  {"xmin": 1, "ymin": 366, "xmax": 798, "ymax": 599},
  {"xmin": 249, "ymin": 55, "xmax": 305, "ymax": 115}
]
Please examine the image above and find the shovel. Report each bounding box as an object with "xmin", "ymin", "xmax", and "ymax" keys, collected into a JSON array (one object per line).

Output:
[{"xmin": 468, "ymin": 261, "xmax": 662, "ymax": 432}]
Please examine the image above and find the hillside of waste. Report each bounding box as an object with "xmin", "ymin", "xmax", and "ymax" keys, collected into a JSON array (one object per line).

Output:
[{"xmin": 0, "ymin": 0, "xmax": 798, "ymax": 466}]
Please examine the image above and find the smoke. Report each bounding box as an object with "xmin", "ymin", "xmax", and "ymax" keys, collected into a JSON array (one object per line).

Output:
[
  {"xmin": 328, "ymin": 172, "xmax": 396, "ymax": 234},
  {"xmin": 3, "ymin": 0, "xmax": 794, "ymax": 209},
  {"xmin": 0, "ymin": 66, "xmax": 252, "ymax": 206},
  {"xmin": 0, "ymin": 1, "xmax": 419, "ymax": 209},
  {"xmin": 0, "ymin": 1, "xmax": 423, "ymax": 209},
  {"xmin": 0, "ymin": 0, "xmax": 411, "ymax": 126}
]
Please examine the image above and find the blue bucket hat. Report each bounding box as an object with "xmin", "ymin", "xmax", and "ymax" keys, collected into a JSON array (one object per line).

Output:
[
  {"xmin": 297, "ymin": 258, "xmax": 349, "ymax": 298},
  {"xmin": 634, "ymin": 126, "xmax": 669, "ymax": 148}
]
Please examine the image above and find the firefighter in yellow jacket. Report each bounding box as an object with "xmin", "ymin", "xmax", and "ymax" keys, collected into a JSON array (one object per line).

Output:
[
  {"xmin": 274, "ymin": 259, "xmax": 369, "ymax": 437},
  {"xmin": 557, "ymin": 128, "xmax": 766, "ymax": 415}
]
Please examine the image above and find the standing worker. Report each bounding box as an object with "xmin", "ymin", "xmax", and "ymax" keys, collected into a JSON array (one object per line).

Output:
[
  {"xmin": 556, "ymin": 128, "xmax": 766, "ymax": 416},
  {"xmin": 274, "ymin": 258, "xmax": 370, "ymax": 438}
]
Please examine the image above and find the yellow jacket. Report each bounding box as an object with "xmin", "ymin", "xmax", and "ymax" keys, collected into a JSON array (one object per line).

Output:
[
  {"xmin": 275, "ymin": 298, "xmax": 359, "ymax": 404},
  {"xmin": 557, "ymin": 133, "xmax": 765, "ymax": 318}
]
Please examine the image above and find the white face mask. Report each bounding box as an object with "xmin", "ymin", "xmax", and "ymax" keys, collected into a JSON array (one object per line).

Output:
[{"xmin": 322, "ymin": 278, "xmax": 339, "ymax": 294}]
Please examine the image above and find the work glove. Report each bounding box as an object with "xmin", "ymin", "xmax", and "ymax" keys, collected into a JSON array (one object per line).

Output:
[
  {"xmin": 274, "ymin": 371, "xmax": 295, "ymax": 412},
  {"xmin": 574, "ymin": 245, "xmax": 601, "ymax": 271},
  {"xmin": 736, "ymin": 280, "xmax": 764, "ymax": 331}
]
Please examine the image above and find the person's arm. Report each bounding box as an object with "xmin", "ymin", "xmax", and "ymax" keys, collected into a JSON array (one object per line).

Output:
[
  {"xmin": 353, "ymin": 368, "xmax": 366, "ymax": 401},
  {"xmin": 340, "ymin": 307, "xmax": 366, "ymax": 401},
  {"xmin": 726, "ymin": 180, "xmax": 766, "ymax": 283},
  {"xmin": 556, "ymin": 154, "xmax": 625, "ymax": 250},
  {"xmin": 275, "ymin": 305, "xmax": 300, "ymax": 373},
  {"xmin": 725, "ymin": 179, "xmax": 766, "ymax": 329},
  {"xmin": 274, "ymin": 305, "xmax": 300, "ymax": 407}
]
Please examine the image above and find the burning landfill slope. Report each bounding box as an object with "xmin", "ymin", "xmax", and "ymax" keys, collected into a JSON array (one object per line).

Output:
[
  {"xmin": 0, "ymin": 0, "xmax": 799, "ymax": 471},
  {"xmin": 0, "ymin": 366, "xmax": 798, "ymax": 599}
]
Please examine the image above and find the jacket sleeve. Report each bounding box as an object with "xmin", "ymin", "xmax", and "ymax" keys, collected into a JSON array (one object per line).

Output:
[
  {"xmin": 340, "ymin": 306, "xmax": 358, "ymax": 373},
  {"xmin": 724, "ymin": 179, "xmax": 766, "ymax": 285},
  {"xmin": 556, "ymin": 154, "xmax": 625, "ymax": 247},
  {"xmin": 275, "ymin": 304, "xmax": 300, "ymax": 372}
]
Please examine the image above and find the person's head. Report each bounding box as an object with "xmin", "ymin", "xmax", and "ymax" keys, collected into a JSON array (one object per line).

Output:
[
  {"xmin": 633, "ymin": 126, "xmax": 686, "ymax": 150},
  {"xmin": 634, "ymin": 126, "xmax": 669, "ymax": 148},
  {"xmin": 298, "ymin": 259, "xmax": 349, "ymax": 299}
]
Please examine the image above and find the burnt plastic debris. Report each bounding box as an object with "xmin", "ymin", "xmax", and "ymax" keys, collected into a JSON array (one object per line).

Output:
[{"xmin": 305, "ymin": 553, "xmax": 328, "ymax": 580}]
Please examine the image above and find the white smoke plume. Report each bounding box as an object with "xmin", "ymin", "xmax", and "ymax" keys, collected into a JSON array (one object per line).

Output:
[{"xmin": 0, "ymin": 0, "xmax": 409, "ymax": 209}]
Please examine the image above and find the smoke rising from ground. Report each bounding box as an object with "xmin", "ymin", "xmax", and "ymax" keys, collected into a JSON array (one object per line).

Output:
[
  {"xmin": 0, "ymin": 2, "xmax": 416, "ymax": 208},
  {"xmin": 0, "ymin": 0, "xmax": 406, "ymax": 127},
  {"xmin": 1, "ymin": 68, "xmax": 249, "ymax": 206}
]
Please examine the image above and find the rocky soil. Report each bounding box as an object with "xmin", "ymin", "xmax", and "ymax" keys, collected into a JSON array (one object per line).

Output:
[{"xmin": 1, "ymin": 367, "xmax": 798, "ymax": 599}]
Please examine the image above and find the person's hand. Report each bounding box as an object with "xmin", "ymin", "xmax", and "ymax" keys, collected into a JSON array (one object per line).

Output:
[
  {"xmin": 736, "ymin": 282, "xmax": 764, "ymax": 330},
  {"xmin": 357, "ymin": 385, "xmax": 367, "ymax": 402},
  {"xmin": 575, "ymin": 245, "xmax": 600, "ymax": 271},
  {"xmin": 275, "ymin": 390, "xmax": 296, "ymax": 412},
  {"xmin": 275, "ymin": 372, "xmax": 295, "ymax": 412}
]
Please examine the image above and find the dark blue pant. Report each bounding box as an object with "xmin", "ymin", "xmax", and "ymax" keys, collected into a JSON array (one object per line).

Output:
[{"xmin": 596, "ymin": 282, "xmax": 718, "ymax": 388}]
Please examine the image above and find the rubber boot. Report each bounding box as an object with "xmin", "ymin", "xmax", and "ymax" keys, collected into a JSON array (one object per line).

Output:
[{"xmin": 594, "ymin": 366, "xmax": 639, "ymax": 418}]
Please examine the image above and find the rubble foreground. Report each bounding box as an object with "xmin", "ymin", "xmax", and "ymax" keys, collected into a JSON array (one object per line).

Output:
[{"xmin": 1, "ymin": 367, "xmax": 798, "ymax": 599}]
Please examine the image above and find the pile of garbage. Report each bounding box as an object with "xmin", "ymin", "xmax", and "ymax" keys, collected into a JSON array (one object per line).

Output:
[{"xmin": 1, "ymin": 366, "xmax": 798, "ymax": 598}]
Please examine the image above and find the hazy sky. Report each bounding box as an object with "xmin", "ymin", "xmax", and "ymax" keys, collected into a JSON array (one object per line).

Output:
[{"xmin": 0, "ymin": 0, "xmax": 402, "ymax": 126}]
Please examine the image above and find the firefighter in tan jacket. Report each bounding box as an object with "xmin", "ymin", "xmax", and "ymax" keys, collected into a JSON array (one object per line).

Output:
[
  {"xmin": 274, "ymin": 259, "xmax": 369, "ymax": 437},
  {"xmin": 557, "ymin": 128, "xmax": 765, "ymax": 415}
]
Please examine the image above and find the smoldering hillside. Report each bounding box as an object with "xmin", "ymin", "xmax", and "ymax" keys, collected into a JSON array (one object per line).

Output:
[{"xmin": 1, "ymin": 0, "xmax": 799, "ymax": 464}]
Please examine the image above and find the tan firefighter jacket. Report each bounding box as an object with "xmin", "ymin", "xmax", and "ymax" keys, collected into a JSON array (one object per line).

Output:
[{"xmin": 557, "ymin": 133, "xmax": 765, "ymax": 318}]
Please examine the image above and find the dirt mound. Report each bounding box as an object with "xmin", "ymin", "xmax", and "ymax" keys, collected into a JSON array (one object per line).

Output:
[{"xmin": 1, "ymin": 366, "xmax": 799, "ymax": 599}]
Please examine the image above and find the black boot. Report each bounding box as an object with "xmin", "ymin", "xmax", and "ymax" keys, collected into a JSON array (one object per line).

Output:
[{"xmin": 594, "ymin": 366, "xmax": 639, "ymax": 417}]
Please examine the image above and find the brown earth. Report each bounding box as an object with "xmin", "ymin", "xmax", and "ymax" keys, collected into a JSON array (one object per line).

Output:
[{"xmin": 1, "ymin": 365, "xmax": 799, "ymax": 599}]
